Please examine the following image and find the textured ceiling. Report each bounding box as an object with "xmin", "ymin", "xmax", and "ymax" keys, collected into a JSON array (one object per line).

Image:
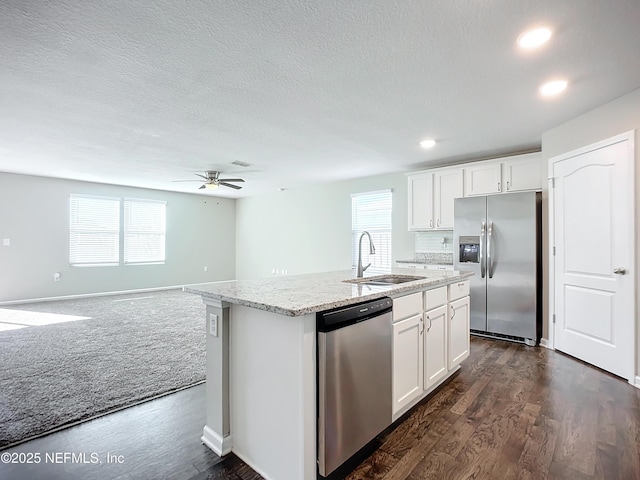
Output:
[{"xmin": 1, "ymin": 1, "xmax": 640, "ymax": 197}]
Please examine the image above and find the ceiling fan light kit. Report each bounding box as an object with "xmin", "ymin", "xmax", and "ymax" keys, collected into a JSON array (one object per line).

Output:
[{"xmin": 173, "ymin": 170, "xmax": 245, "ymax": 191}]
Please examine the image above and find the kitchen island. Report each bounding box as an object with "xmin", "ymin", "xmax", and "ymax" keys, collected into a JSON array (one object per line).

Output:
[{"xmin": 185, "ymin": 268, "xmax": 473, "ymax": 480}]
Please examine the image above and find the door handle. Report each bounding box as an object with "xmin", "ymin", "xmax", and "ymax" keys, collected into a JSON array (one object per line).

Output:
[
  {"xmin": 613, "ymin": 267, "xmax": 627, "ymax": 275},
  {"xmin": 487, "ymin": 221, "xmax": 494, "ymax": 278},
  {"xmin": 480, "ymin": 221, "xmax": 486, "ymax": 278}
]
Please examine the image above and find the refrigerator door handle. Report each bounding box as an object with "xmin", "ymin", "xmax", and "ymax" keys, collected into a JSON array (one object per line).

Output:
[
  {"xmin": 480, "ymin": 221, "xmax": 486, "ymax": 278},
  {"xmin": 487, "ymin": 221, "xmax": 494, "ymax": 278}
]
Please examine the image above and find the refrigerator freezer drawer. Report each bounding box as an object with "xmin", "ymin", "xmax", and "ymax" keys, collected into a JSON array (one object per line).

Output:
[{"xmin": 448, "ymin": 281, "xmax": 470, "ymax": 302}]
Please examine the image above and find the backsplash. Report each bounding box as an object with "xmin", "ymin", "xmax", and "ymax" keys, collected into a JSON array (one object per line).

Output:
[{"xmin": 415, "ymin": 230, "xmax": 454, "ymax": 260}]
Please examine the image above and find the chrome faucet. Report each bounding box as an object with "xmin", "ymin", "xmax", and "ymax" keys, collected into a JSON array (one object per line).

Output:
[{"xmin": 357, "ymin": 231, "xmax": 376, "ymax": 277}]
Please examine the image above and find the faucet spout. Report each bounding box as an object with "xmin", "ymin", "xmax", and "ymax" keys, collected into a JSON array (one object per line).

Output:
[{"xmin": 357, "ymin": 231, "xmax": 376, "ymax": 277}]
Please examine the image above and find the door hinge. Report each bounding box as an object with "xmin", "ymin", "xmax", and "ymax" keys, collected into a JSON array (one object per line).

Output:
[
  {"xmin": 553, "ymin": 313, "xmax": 556, "ymax": 324},
  {"xmin": 553, "ymin": 246, "xmax": 556, "ymax": 256}
]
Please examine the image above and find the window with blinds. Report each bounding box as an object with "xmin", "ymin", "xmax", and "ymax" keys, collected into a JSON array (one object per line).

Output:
[
  {"xmin": 69, "ymin": 194, "xmax": 120, "ymax": 266},
  {"xmin": 351, "ymin": 190, "xmax": 392, "ymax": 270},
  {"xmin": 124, "ymin": 199, "xmax": 166, "ymax": 264}
]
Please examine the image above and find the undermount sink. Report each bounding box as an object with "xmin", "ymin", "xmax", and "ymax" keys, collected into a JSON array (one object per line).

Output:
[{"xmin": 344, "ymin": 274, "xmax": 425, "ymax": 286}]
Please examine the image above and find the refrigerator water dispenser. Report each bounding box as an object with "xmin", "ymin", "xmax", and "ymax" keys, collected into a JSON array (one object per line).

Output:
[{"xmin": 458, "ymin": 236, "xmax": 480, "ymax": 263}]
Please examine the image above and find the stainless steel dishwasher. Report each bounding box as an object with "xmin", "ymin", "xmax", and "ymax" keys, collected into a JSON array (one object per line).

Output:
[{"xmin": 317, "ymin": 297, "xmax": 392, "ymax": 477}]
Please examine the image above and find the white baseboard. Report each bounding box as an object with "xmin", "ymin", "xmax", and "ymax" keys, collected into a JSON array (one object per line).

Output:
[
  {"xmin": 0, "ymin": 284, "xmax": 187, "ymax": 306},
  {"xmin": 634, "ymin": 376, "xmax": 640, "ymax": 389},
  {"xmin": 201, "ymin": 425, "xmax": 233, "ymax": 456},
  {"xmin": 233, "ymin": 450, "xmax": 276, "ymax": 480},
  {"xmin": 539, "ymin": 338, "xmax": 552, "ymax": 349}
]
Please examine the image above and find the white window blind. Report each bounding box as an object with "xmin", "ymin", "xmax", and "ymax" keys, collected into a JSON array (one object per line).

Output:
[
  {"xmin": 351, "ymin": 190, "xmax": 392, "ymax": 270},
  {"xmin": 124, "ymin": 199, "xmax": 166, "ymax": 264},
  {"xmin": 69, "ymin": 194, "xmax": 120, "ymax": 266}
]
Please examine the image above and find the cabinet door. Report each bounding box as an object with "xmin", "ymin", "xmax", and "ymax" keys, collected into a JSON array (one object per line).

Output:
[
  {"xmin": 503, "ymin": 154, "xmax": 542, "ymax": 192},
  {"xmin": 407, "ymin": 173, "xmax": 433, "ymax": 230},
  {"xmin": 464, "ymin": 162, "xmax": 502, "ymax": 196},
  {"xmin": 424, "ymin": 305, "xmax": 448, "ymax": 390},
  {"xmin": 448, "ymin": 296, "xmax": 470, "ymax": 370},
  {"xmin": 392, "ymin": 314, "xmax": 424, "ymax": 414},
  {"xmin": 433, "ymin": 169, "xmax": 463, "ymax": 229}
]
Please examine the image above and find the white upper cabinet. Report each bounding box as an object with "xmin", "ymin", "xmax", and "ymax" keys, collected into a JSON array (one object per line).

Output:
[
  {"xmin": 407, "ymin": 172, "xmax": 433, "ymax": 230},
  {"xmin": 433, "ymin": 169, "xmax": 463, "ymax": 229},
  {"xmin": 502, "ymin": 153, "xmax": 542, "ymax": 193},
  {"xmin": 465, "ymin": 153, "xmax": 542, "ymax": 196},
  {"xmin": 464, "ymin": 162, "xmax": 502, "ymax": 196}
]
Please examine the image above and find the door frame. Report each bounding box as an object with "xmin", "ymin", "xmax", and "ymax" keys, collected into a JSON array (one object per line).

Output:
[{"xmin": 548, "ymin": 130, "xmax": 636, "ymax": 385}]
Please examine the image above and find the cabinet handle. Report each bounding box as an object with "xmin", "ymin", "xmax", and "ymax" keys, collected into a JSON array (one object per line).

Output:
[
  {"xmin": 437, "ymin": 219, "xmax": 440, "ymax": 227},
  {"xmin": 507, "ymin": 181, "xmax": 510, "ymax": 191},
  {"xmin": 458, "ymin": 282, "xmax": 465, "ymax": 287},
  {"xmin": 419, "ymin": 317, "xmax": 424, "ymax": 334},
  {"xmin": 498, "ymin": 181, "xmax": 501, "ymax": 192},
  {"xmin": 426, "ymin": 314, "xmax": 432, "ymax": 332},
  {"xmin": 430, "ymin": 219, "xmax": 433, "ymax": 228},
  {"xmin": 450, "ymin": 305, "xmax": 456, "ymax": 319}
]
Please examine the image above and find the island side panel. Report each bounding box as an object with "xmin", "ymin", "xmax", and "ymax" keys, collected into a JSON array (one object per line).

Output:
[
  {"xmin": 230, "ymin": 305, "xmax": 316, "ymax": 480},
  {"xmin": 202, "ymin": 299, "xmax": 232, "ymax": 455}
]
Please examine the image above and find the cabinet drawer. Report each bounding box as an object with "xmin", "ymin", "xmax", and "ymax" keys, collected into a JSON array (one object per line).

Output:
[
  {"xmin": 393, "ymin": 292, "xmax": 422, "ymax": 322},
  {"xmin": 424, "ymin": 286, "xmax": 447, "ymax": 310},
  {"xmin": 448, "ymin": 280, "xmax": 470, "ymax": 302}
]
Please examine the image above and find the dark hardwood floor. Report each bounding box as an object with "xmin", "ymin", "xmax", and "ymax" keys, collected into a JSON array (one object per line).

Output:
[
  {"xmin": 1, "ymin": 337, "xmax": 638, "ymax": 480},
  {"xmin": 347, "ymin": 337, "xmax": 640, "ymax": 480}
]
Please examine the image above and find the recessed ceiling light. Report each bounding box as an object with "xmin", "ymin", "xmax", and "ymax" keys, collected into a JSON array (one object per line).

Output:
[
  {"xmin": 517, "ymin": 27, "xmax": 552, "ymax": 49},
  {"xmin": 420, "ymin": 139, "xmax": 436, "ymax": 149},
  {"xmin": 539, "ymin": 80, "xmax": 568, "ymax": 96}
]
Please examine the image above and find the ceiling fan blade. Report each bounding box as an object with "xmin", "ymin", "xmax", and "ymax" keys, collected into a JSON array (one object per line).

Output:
[
  {"xmin": 195, "ymin": 173, "xmax": 210, "ymax": 180},
  {"xmin": 172, "ymin": 179, "xmax": 202, "ymax": 182},
  {"xmin": 218, "ymin": 178, "xmax": 245, "ymax": 183},
  {"xmin": 219, "ymin": 182, "xmax": 243, "ymax": 190},
  {"xmin": 198, "ymin": 184, "xmax": 206, "ymax": 189}
]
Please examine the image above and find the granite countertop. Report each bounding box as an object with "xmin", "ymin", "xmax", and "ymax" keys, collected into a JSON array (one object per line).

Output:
[
  {"xmin": 184, "ymin": 268, "xmax": 473, "ymax": 317},
  {"xmin": 396, "ymin": 259, "xmax": 453, "ymax": 266},
  {"xmin": 396, "ymin": 253, "xmax": 453, "ymax": 266}
]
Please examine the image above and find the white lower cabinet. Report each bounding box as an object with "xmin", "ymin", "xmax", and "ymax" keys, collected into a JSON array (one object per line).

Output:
[
  {"xmin": 392, "ymin": 281, "xmax": 470, "ymax": 418},
  {"xmin": 424, "ymin": 305, "xmax": 448, "ymax": 390},
  {"xmin": 392, "ymin": 314, "xmax": 424, "ymax": 414},
  {"xmin": 448, "ymin": 296, "xmax": 470, "ymax": 370}
]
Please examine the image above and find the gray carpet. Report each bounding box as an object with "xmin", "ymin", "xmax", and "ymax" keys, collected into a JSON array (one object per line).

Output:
[{"xmin": 0, "ymin": 289, "xmax": 206, "ymax": 449}]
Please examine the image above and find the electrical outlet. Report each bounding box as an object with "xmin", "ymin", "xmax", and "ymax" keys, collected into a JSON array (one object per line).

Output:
[
  {"xmin": 209, "ymin": 313, "xmax": 218, "ymax": 337},
  {"xmin": 53, "ymin": 272, "xmax": 61, "ymax": 282},
  {"xmin": 2, "ymin": 238, "xmax": 9, "ymax": 246},
  {"xmin": 203, "ymin": 266, "xmax": 208, "ymax": 272}
]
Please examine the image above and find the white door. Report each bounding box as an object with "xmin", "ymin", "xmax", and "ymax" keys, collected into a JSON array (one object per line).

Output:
[
  {"xmin": 464, "ymin": 162, "xmax": 502, "ymax": 196},
  {"xmin": 551, "ymin": 132, "xmax": 635, "ymax": 381},
  {"xmin": 424, "ymin": 305, "xmax": 448, "ymax": 390},
  {"xmin": 433, "ymin": 169, "xmax": 463, "ymax": 229},
  {"xmin": 407, "ymin": 173, "xmax": 433, "ymax": 230},
  {"xmin": 448, "ymin": 296, "xmax": 470, "ymax": 370},
  {"xmin": 392, "ymin": 314, "xmax": 424, "ymax": 414}
]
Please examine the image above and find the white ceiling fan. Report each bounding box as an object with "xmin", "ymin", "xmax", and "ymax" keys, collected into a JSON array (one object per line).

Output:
[{"xmin": 173, "ymin": 170, "xmax": 245, "ymax": 190}]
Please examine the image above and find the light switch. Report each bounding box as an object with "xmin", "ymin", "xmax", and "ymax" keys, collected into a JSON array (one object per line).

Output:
[
  {"xmin": 2, "ymin": 238, "xmax": 9, "ymax": 246},
  {"xmin": 209, "ymin": 313, "xmax": 218, "ymax": 337}
]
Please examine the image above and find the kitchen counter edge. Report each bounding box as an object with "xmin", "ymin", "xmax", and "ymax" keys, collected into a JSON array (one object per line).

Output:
[{"xmin": 184, "ymin": 270, "xmax": 473, "ymax": 317}]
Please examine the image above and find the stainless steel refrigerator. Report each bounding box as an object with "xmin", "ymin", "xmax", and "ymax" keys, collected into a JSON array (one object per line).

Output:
[{"xmin": 454, "ymin": 191, "xmax": 541, "ymax": 345}]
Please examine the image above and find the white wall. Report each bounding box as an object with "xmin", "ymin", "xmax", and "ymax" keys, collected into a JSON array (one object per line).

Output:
[
  {"xmin": 235, "ymin": 173, "xmax": 414, "ymax": 279},
  {"xmin": 541, "ymin": 87, "xmax": 640, "ymax": 377},
  {"xmin": 0, "ymin": 173, "xmax": 236, "ymax": 302}
]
